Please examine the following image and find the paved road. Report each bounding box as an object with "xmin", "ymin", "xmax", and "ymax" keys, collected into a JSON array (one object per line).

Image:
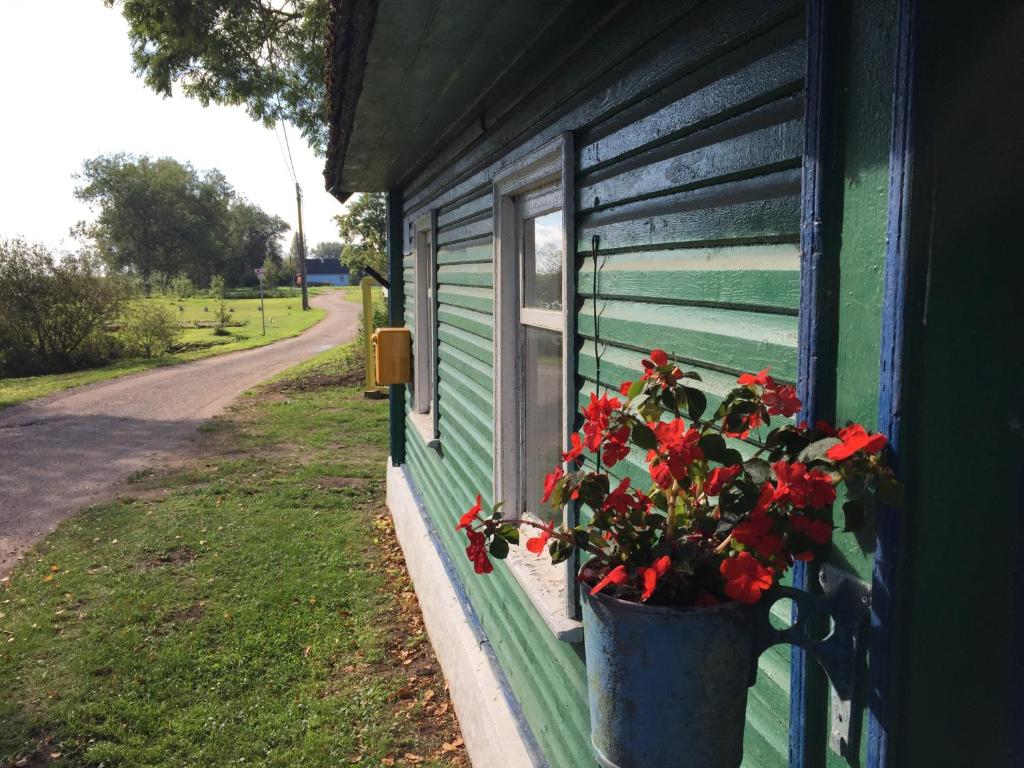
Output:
[{"xmin": 0, "ymin": 291, "xmax": 361, "ymax": 575}]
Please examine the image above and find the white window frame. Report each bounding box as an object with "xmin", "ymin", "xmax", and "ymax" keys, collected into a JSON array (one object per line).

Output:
[
  {"xmin": 493, "ymin": 133, "xmax": 580, "ymax": 641},
  {"xmin": 410, "ymin": 213, "xmax": 436, "ymax": 444}
]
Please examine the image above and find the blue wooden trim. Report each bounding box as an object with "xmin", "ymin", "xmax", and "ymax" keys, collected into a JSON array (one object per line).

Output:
[
  {"xmin": 399, "ymin": 465, "xmax": 550, "ymax": 767},
  {"xmin": 792, "ymin": 1, "xmax": 830, "ymax": 764},
  {"xmin": 387, "ymin": 189, "xmax": 407, "ymax": 467},
  {"xmin": 869, "ymin": 0, "xmax": 918, "ymax": 765}
]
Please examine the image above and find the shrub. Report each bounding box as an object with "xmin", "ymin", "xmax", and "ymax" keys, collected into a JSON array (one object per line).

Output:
[
  {"xmin": 121, "ymin": 302, "xmax": 182, "ymax": 357},
  {"xmin": 171, "ymin": 273, "xmax": 195, "ymax": 298},
  {"xmin": 0, "ymin": 239, "xmax": 129, "ymax": 376}
]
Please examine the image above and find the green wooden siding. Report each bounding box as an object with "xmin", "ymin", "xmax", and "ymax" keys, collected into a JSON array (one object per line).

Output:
[{"xmin": 398, "ymin": 2, "xmax": 810, "ymax": 766}]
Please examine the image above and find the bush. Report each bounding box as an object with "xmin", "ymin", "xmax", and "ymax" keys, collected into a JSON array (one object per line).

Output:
[
  {"xmin": 0, "ymin": 239, "xmax": 129, "ymax": 376},
  {"xmin": 121, "ymin": 302, "xmax": 182, "ymax": 357},
  {"xmin": 171, "ymin": 273, "xmax": 195, "ymax": 298}
]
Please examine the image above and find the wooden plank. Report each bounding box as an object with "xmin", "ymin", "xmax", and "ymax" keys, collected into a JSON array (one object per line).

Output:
[
  {"xmin": 438, "ymin": 325, "xmax": 492, "ymax": 367},
  {"xmin": 576, "ymin": 108, "xmax": 804, "ymax": 213},
  {"xmin": 577, "ymin": 298, "xmax": 798, "ymax": 380},
  {"xmin": 438, "ymin": 340, "xmax": 493, "ymax": 393},
  {"xmin": 438, "ymin": 261, "xmax": 494, "ymax": 288},
  {"xmin": 436, "ymin": 214, "xmax": 492, "ymax": 247},
  {"xmin": 577, "ymin": 33, "xmax": 806, "ymax": 173},
  {"xmin": 437, "ymin": 189, "xmax": 493, "ymax": 229},
  {"xmin": 438, "ymin": 284, "xmax": 494, "ymax": 315},
  {"xmin": 437, "ymin": 240, "xmax": 493, "ymax": 266},
  {"xmin": 438, "ymin": 304, "xmax": 493, "ymax": 341}
]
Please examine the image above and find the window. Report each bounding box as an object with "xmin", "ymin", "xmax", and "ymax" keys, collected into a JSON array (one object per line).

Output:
[
  {"xmin": 493, "ymin": 134, "xmax": 580, "ymax": 641},
  {"xmin": 410, "ymin": 214, "xmax": 436, "ymax": 444}
]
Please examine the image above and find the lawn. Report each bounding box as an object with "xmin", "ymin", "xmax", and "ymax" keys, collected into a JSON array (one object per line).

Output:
[
  {"xmin": 0, "ymin": 294, "xmax": 327, "ymax": 410},
  {"xmin": 342, "ymin": 284, "xmax": 385, "ymax": 310},
  {"xmin": 0, "ymin": 345, "xmax": 464, "ymax": 767}
]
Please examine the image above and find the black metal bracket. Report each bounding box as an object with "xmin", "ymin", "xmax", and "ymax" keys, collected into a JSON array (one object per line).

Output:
[
  {"xmin": 751, "ymin": 564, "xmax": 871, "ymax": 755},
  {"xmin": 362, "ymin": 266, "xmax": 390, "ymax": 289}
]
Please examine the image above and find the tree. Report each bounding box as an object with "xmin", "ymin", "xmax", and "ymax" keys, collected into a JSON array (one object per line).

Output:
[
  {"xmin": 121, "ymin": 302, "xmax": 181, "ymax": 358},
  {"xmin": 106, "ymin": 0, "xmax": 330, "ymax": 153},
  {"xmin": 334, "ymin": 192, "xmax": 386, "ymax": 276},
  {"xmin": 309, "ymin": 241, "xmax": 342, "ymax": 261},
  {"xmin": 74, "ymin": 154, "xmax": 288, "ymax": 290},
  {"xmin": 0, "ymin": 239, "xmax": 129, "ymax": 375}
]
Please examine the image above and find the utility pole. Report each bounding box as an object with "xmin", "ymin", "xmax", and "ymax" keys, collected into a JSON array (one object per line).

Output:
[{"xmin": 295, "ymin": 182, "xmax": 310, "ymax": 311}]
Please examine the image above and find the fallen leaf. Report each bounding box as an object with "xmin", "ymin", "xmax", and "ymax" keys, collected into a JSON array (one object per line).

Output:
[
  {"xmin": 49, "ymin": 564, "xmax": 60, "ymax": 572},
  {"xmin": 403, "ymin": 754, "xmax": 424, "ymax": 764}
]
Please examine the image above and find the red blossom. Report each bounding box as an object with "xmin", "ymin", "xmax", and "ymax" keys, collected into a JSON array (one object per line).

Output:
[
  {"xmin": 826, "ymin": 424, "xmax": 888, "ymax": 461},
  {"xmin": 602, "ymin": 477, "xmax": 638, "ymax": 516},
  {"xmin": 526, "ymin": 520, "xmax": 555, "ymax": 555},
  {"xmin": 772, "ymin": 462, "xmax": 836, "ymax": 509},
  {"xmin": 562, "ymin": 432, "xmax": 584, "ymax": 464},
  {"xmin": 582, "ymin": 392, "xmax": 622, "ymax": 452},
  {"xmin": 640, "ymin": 349, "xmax": 683, "ymax": 389},
  {"xmin": 763, "ymin": 383, "xmax": 801, "ymax": 417},
  {"xmin": 732, "ymin": 513, "xmax": 782, "ymax": 560},
  {"xmin": 720, "ymin": 552, "xmax": 774, "ymax": 603},
  {"xmin": 789, "ymin": 514, "xmax": 833, "ymax": 545},
  {"xmin": 738, "ymin": 368, "xmax": 774, "ymax": 387},
  {"xmin": 601, "ymin": 425, "xmax": 631, "ymax": 467},
  {"xmin": 723, "ymin": 409, "xmax": 765, "ymax": 439},
  {"xmin": 541, "ymin": 466, "xmax": 565, "ymax": 504},
  {"xmin": 456, "ymin": 494, "xmax": 482, "ymax": 530},
  {"xmin": 465, "ymin": 530, "xmax": 493, "ymax": 574},
  {"xmin": 647, "ymin": 419, "xmax": 703, "ymax": 485},
  {"xmin": 637, "ymin": 555, "xmax": 672, "ymax": 601},
  {"xmin": 590, "ymin": 564, "xmax": 629, "ymax": 596},
  {"xmin": 650, "ymin": 349, "xmax": 668, "ymax": 367},
  {"xmin": 619, "ymin": 380, "xmax": 633, "ymax": 396},
  {"xmin": 704, "ymin": 465, "xmax": 742, "ymax": 496}
]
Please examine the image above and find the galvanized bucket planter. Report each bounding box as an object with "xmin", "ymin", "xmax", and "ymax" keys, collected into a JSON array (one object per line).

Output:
[{"xmin": 581, "ymin": 590, "xmax": 755, "ymax": 768}]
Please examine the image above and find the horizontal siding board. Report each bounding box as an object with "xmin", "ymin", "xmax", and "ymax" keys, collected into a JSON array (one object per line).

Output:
[
  {"xmin": 577, "ymin": 31, "xmax": 806, "ymax": 172},
  {"xmin": 437, "ymin": 325, "xmax": 492, "ymax": 367},
  {"xmin": 576, "ymin": 107, "xmax": 803, "ymax": 213},
  {"xmin": 578, "ymin": 299, "xmax": 798, "ymax": 380},
  {"xmin": 438, "ymin": 304, "xmax": 493, "ymax": 341},
  {"xmin": 438, "ymin": 284, "xmax": 495, "ymax": 314},
  {"xmin": 438, "ymin": 261, "xmax": 494, "ymax": 288},
  {"xmin": 436, "ymin": 241, "xmax": 493, "ymax": 265},
  {"xmin": 577, "ymin": 172, "xmax": 801, "ymax": 253},
  {"xmin": 578, "ymin": 244, "xmax": 800, "ymax": 311},
  {"xmin": 436, "ymin": 215, "xmax": 493, "ymax": 247},
  {"xmin": 437, "ymin": 190, "xmax": 493, "ymax": 229},
  {"xmin": 438, "ymin": 341, "xmax": 493, "ymax": 393}
]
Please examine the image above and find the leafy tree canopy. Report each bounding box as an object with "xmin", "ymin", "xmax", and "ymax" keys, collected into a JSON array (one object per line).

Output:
[
  {"xmin": 334, "ymin": 193, "xmax": 386, "ymax": 276},
  {"xmin": 74, "ymin": 154, "xmax": 288, "ymax": 290},
  {"xmin": 309, "ymin": 241, "xmax": 342, "ymax": 261},
  {"xmin": 106, "ymin": 0, "xmax": 330, "ymax": 153}
]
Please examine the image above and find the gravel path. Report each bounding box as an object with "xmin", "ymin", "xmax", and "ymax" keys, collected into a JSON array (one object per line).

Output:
[{"xmin": 0, "ymin": 291, "xmax": 361, "ymax": 575}]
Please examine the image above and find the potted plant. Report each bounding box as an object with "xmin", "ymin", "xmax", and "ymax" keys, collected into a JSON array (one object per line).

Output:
[{"xmin": 457, "ymin": 350, "xmax": 899, "ymax": 768}]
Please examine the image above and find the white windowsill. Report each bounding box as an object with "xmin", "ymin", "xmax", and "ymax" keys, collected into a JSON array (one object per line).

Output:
[
  {"xmin": 504, "ymin": 543, "xmax": 582, "ymax": 643},
  {"xmin": 408, "ymin": 410, "xmax": 436, "ymax": 447}
]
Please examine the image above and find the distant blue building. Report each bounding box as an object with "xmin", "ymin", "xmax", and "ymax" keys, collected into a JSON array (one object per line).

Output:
[{"xmin": 303, "ymin": 257, "xmax": 350, "ymax": 286}]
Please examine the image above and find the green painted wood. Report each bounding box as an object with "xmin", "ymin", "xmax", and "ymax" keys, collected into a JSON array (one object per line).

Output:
[
  {"xmin": 577, "ymin": 29, "xmax": 806, "ymax": 173},
  {"xmin": 577, "ymin": 178, "xmax": 801, "ymax": 253},
  {"xmin": 437, "ymin": 285, "xmax": 494, "ymax": 315},
  {"xmin": 577, "ymin": 251, "xmax": 799, "ymax": 311},
  {"xmin": 437, "ymin": 304, "xmax": 493, "ymax": 341},
  {"xmin": 437, "ymin": 343, "xmax": 493, "ymax": 393},
  {"xmin": 577, "ymin": 108, "xmax": 803, "ymax": 213},
  {"xmin": 437, "ymin": 189, "xmax": 492, "ymax": 229},
  {"xmin": 437, "ymin": 326, "xmax": 491, "ymax": 367},
  {"xmin": 436, "ymin": 241, "xmax": 493, "ymax": 265},
  {"xmin": 578, "ymin": 298, "xmax": 799, "ymax": 381},
  {"xmin": 437, "ymin": 262, "xmax": 493, "ymax": 288},
  {"xmin": 436, "ymin": 216, "xmax": 492, "ymax": 248}
]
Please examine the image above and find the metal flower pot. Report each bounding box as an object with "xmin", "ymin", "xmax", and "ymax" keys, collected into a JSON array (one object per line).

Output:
[{"xmin": 581, "ymin": 590, "xmax": 755, "ymax": 768}]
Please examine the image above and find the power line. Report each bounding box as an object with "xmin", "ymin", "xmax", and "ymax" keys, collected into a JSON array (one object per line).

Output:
[
  {"xmin": 280, "ymin": 120, "xmax": 298, "ymax": 184},
  {"xmin": 274, "ymin": 122, "xmax": 296, "ymax": 185}
]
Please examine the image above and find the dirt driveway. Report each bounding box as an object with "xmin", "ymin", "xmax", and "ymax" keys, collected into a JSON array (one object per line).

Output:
[{"xmin": 0, "ymin": 290, "xmax": 361, "ymax": 575}]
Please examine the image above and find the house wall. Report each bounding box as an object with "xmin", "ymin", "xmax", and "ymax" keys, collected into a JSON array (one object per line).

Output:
[{"xmin": 392, "ymin": 1, "xmax": 898, "ymax": 766}]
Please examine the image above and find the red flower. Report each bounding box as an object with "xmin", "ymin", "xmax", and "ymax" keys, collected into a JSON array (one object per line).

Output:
[
  {"xmin": 465, "ymin": 530, "xmax": 493, "ymax": 574},
  {"xmin": 601, "ymin": 425, "xmax": 631, "ymax": 467},
  {"xmin": 738, "ymin": 368, "xmax": 774, "ymax": 387},
  {"xmin": 826, "ymin": 424, "xmax": 888, "ymax": 461},
  {"xmin": 763, "ymin": 383, "xmax": 801, "ymax": 417},
  {"xmin": 603, "ymin": 477, "xmax": 638, "ymax": 516},
  {"xmin": 640, "ymin": 349, "xmax": 683, "ymax": 388},
  {"xmin": 637, "ymin": 555, "xmax": 672, "ymax": 601},
  {"xmin": 562, "ymin": 432, "xmax": 584, "ymax": 464},
  {"xmin": 526, "ymin": 520, "xmax": 555, "ymax": 555},
  {"xmin": 723, "ymin": 409, "xmax": 764, "ymax": 439},
  {"xmin": 720, "ymin": 552, "xmax": 774, "ymax": 603},
  {"xmin": 590, "ymin": 564, "xmax": 629, "ymax": 596},
  {"xmin": 704, "ymin": 465, "xmax": 742, "ymax": 496},
  {"xmin": 582, "ymin": 392, "xmax": 622, "ymax": 452},
  {"xmin": 457, "ymin": 494, "xmax": 482, "ymax": 531},
  {"xmin": 789, "ymin": 514, "xmax": 833, "ymax": 545},
  {"xmin": 619, "ymin": 380, "xmax": 633, "ymax": 396},
  {"xmin": 650, "ymin": 349, "xmax": 668, "ymax": 367},
  {"xmin": 541, "ymin": 466, "xmax": 565, "ymax": 504},
  {"xmin": 772, "ymin": 462, "xmax": 835, "ymax": 509},
  {"xmin": 732, "ymin": 513, "xmax": 782, "ymax": 559}
]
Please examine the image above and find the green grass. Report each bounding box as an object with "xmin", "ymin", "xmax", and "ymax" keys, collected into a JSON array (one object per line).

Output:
[
  {"xmin": 0, "ymin": 346, "xmax": 463, "ymax": 767},
  {"xmin": 342, "ymin": 284, "xmax": 385, "ymax": 310},
  {"xmin": 0, "ymin": 295, "xmax": 328, "ymax": 410}
]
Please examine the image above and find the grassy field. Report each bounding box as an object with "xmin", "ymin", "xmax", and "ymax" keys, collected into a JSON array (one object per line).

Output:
[
  {"xmin": 0, "ymin": 346, "xmax": 464, "ymax": 767},
  {"xmin": 342, "ymin": 284, "xmax": 385, "ymax": 310},
  {"xmin": 0, "ymin": 295, "xmax": 327, "ymax": 410}
]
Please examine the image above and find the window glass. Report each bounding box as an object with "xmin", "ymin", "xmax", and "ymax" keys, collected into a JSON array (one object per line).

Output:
[
  {"xmin": 522, "ymin": 209, "xmax": 563, "ymax": 311},
  {"xmin": 522, "ymin": 325, "xmax": 563, "ymax": 523}
]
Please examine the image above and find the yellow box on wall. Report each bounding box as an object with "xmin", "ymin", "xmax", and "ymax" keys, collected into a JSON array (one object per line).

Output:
[{"xmin": 372, "ymin": 327, "xmax": 412, "ymax": 385}]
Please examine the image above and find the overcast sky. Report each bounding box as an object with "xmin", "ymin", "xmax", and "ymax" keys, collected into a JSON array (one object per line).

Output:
[{"xmin": 0, "ymin": 0, "xmax": 346, "ymax": 254}]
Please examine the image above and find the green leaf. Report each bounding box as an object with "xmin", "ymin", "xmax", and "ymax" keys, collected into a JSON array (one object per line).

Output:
[
  {"xmin": 842, "ymin": 500, "xmax": 865, "ymax": 532},
  {"xmin": 489, "ymin": 536, "xmax": 509, "ymax": 559},
  {"xmin": 680, "ymin": 371, "xmax": 702, "ymax": 382},
  {"xmin": 683, "ymin": 386, "xmax": 707, "ymax": 421},
  {"xmin": 492, "ymin": 500, "xmax": 506, "ymax": 515},
  {"xmin": 627, "ymin": 379, "xmax": 645, "ymax": 400},
  {"xmin": 721, "ymin": 448, "xmax": 744, "ymax": 467},
  {"xmin": 797, "ymin": 437, "xmax": 842, "ymax": 464},
  {"xmin": 744, "ymin": 458, "xmax": 772, "ymax": 485},
  {"xmin": 497, "ymin": 525, "xmax": 520, "ymax": 545},
  {"xmin": 698, "ymin": 433, "xmax": 728, "ymax": 462},
  {"xmin": 550, "ymin": 540, "xmax": 574, "ymax": 564},
  {"xmin": 630, "ymin": 422, "xmax": 657, "ymax": 450}
]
